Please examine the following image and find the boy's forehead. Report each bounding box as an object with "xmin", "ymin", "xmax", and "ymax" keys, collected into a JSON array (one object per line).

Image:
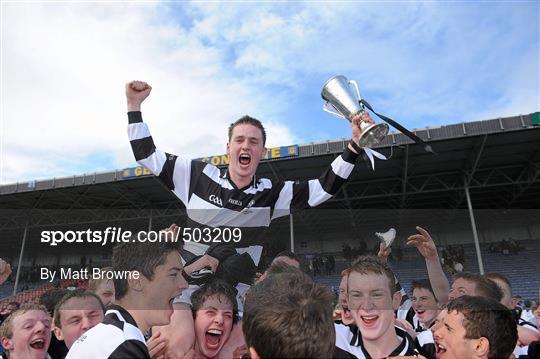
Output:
[
  {"xmin": 201, "ymin": 294, "xmax": 233, "ymax": 310},
  {"xmin": 445, "ymin": 310, "xmax": 465, "ymax": 329},
  {"xmin": 160, "ymin": 251, "xmax": 182, "ymax": 268},
  {"xmin": 61, "ymin": 296, "xmax": 101, "ymax": 311},
  {"xmin": 97, "ymin": 279, "xmax": 114, "ymax": 289},
  {"xmin": 452, "ymin": 278, "xmax": 475, "ymax": 290},
  {"xmin": 413, "ymin": 287, "xmax": 433, "ymax": 296},
  {"xmin": 14, "ymin": 310, "xmax": 49, "ymax": 325},
  {"xmin": 231, "ymin": 124, "xmax": 263, "ymax": 139},
  {"xmin": 436, "ymin": 309, "xmax": 448, "ymax": 320},
  {"xmin": 348, "ymin": 271, "xmax": 391, "ymax": 290}
]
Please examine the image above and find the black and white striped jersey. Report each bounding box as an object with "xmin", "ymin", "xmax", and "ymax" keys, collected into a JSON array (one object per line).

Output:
[
  {"xmin": 404, "ymin": 306, "xmax": 434, "ymax": 333},
  {"xmin": 518, "ymin": 318, "xmax": 539, "ymax": 334},
  {"xmin": 395, "ymin": 280, "xmax": 413, "ymax": 321},
  {"xmin": 414, "ymin": 329, "xmax": 436, "ymax": 359},
  {"xmin": 66, "ymin": 305, "xmax": 149, "ymax": 359},
  {"xmin": 404, "ymin": 307, "xmax": 420, "ymax": 331},
  {"xmin": 128, "ymin": 111, "xmax": 360, "ymax": 269},
  {"xmin": 334, "ymin": 323, "xmax": 419, "ymax": 358}
]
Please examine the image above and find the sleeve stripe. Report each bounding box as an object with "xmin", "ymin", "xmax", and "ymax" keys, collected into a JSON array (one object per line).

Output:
[
  {"xmin": 290, "ymin": 181, "xmax": 310, "ymax": 211},
  {"xmin": 130, "ymin": 136, "xmax": 156, "ymax": 161},
  {"xmin": 341, "ymin": 146, "xmax": 359, "ymax": 164},
  {"xmin": 307, "ymin": 179, "xmax": 332, "ymax": 207},
  {"xmin": 127, "ymin": 111, "xmax": 143, "ymax": 124},
  {"xmin": 138, "ymin": 149, "xmax": 166, "ymax": 176},
  {"xmin": 127, "ymin": 122, "xmax": 151, "ymax": 141},
  {"xmin": 331, "ymin": 155, "xmax": 355, "ymax": 179},
  {"xmin": 319, "ymin": 170, "xmax": 346, "ymax": 196},
  {"xmin": 158, "ymin": 153, "xmax": 177, "ymax": 190},
  {"xmin": 271, "ymin": 181, "xmax": 293, "ymax": 219}
]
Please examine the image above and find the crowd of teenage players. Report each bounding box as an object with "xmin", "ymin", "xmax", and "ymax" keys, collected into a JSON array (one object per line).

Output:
[{"xmin": 0, "ymin": 225, "xmax": 539, "ymax": 359}]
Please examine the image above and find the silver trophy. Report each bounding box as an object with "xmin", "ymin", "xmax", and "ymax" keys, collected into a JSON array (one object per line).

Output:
[{"xmin": 322, "ymin": 75, "xmax": 389, "ymax": 147}]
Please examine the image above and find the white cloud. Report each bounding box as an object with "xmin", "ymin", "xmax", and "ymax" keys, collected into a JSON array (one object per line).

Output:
[
  {"xmin": 186, "ymin": 2, "xmax": 538, "ymax": 126},
  {"xmin": 1, "ymin": 2, "xmax": 297, "ymax": 183},
  {"xmin": 2, "ymin": 2, "xmax": 537, "ymax": 183}
]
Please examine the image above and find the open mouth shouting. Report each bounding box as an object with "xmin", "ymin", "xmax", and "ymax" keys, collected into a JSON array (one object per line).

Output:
[
  {"xmin": 29, "ymin": 337, "xmax": 46, "ymax": 350},
  {"xmin": 205, "ymin": 328, "xmax": 223, "ymax": 348},
  {"xmin": 359, "ymin": 314, "xmax": 379, "ymax": 328},
  {"xmin": 238, "ymin": 153, "xmax": 251, "ymax": 168},
  {"xmin": 435, "ymin": 340, "xmax": 447, "ymax": 357}
]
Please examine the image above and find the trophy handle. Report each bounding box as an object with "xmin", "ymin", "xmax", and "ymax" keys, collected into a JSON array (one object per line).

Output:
[
  {"xmin": 323, "ymin": 102, "xmax": 347, "ymax": 120},
  {"xmin": 348, "ymin": 80, "xmax": 366, "ymax": 112}
]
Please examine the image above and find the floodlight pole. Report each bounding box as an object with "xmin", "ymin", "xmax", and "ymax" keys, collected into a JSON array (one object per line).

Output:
[
  {"xmin": 148, "ymin": 209, "xmax": 153, "ymax": 232},
  {"xmin": 13, "ymin": 220, "xmax": 29, "ymax": 296},
  {"xmin": 290, "ymin": 213, "xmax": 295, "ymax": 253},
  {"xmin": 464, "ymin": 181, "xmax": 485, "ymax": 274}
]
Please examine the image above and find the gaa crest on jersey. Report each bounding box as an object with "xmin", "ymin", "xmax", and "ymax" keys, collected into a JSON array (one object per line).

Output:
[{"xmin": 208, "ymin": 194, "xmax": 223, "ymax": 206}]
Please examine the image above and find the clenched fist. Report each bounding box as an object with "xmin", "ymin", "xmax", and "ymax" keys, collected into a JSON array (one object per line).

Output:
[{"xmin": 126, "ymin": 80, "xmax": 152, "ymax": 111}]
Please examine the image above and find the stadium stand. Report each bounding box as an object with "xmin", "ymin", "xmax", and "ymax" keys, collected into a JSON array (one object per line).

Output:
[
  {"xmin": 0, "ymin": 113, "xmax": 539, "ymax": 303},
  {"xmin": 313, "ymin": 240, "xmax": 540, "ymax": 301}
]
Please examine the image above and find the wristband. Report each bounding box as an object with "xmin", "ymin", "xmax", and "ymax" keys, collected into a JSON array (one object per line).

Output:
[{"xmin": 349, "ymin": 140, "xmax": 363, "ymax": 154}]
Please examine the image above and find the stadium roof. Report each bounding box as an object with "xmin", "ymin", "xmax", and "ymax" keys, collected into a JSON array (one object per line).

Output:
[{"xmin": 1, "ymin": 113, "xmax": 539, "ymax": 252}]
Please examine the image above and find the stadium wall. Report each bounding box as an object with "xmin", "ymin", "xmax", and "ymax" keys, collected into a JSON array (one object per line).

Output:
[{"xmin": 295, "ymin": 219, "xmax": 540, "ymax": 255}]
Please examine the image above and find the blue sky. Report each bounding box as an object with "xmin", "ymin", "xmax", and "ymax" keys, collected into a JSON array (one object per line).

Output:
[{"xmin": 1, "ymin": 1, "xmax": 538, "ymax": 183}]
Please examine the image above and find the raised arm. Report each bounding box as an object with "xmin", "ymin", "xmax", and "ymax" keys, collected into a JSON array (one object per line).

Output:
[
  {"xmin": 407, "ymin": 226, "xmax": 450, "ymax": 305},
  {"xmin": 125, "ymin": 81, "xmax": 193, "ymax": 206},
  {"xmin": 271, "ymin": 113, "xmax": 371, "ymax": 220}
]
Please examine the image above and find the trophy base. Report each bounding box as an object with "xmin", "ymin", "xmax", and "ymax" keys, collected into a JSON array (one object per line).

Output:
[{"xmin": 355, "ymin": 123, "xmax": 389, "ymax": 148}]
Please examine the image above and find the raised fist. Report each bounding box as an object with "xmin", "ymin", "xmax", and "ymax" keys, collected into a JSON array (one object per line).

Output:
[{"xmin": 126, "ymin": 80, "xmax": 152, "ymax": 111}]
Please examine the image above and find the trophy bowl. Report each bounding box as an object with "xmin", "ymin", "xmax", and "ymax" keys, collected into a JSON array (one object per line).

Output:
[{"xmin": 322, "ymin": 75, "xmax": 389, "ymax": 148}]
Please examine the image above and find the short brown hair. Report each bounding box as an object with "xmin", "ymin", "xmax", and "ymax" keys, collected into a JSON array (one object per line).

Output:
[
  {"xmin": 447, "ymin": 296, "xmax": 517, "ymax": 359},
  {"xmin": 0, "ymin": 304, "xmax": 49, "ymax": 340},
  {"xmin": 274, "ymin": 250, "xmax": 300, "ymax": 263},
  {"xmin": 228, "ymin": 115, "xmax": 266, "ymax": 146},
  {"xmin": 191, "ymin": 279, "xmax": 238, "ymax": 325},
  {"xmin": 112, "ymin": 240, "xmax": 180, "ymax": 299},
  {"xmin": 88, "ymin": 267, "xmax": 114, "ymax": 292},
  {"xmin": 484, "ymin": 272, "xmax": 512, "ymax": 289},
  {"xmin": 412, "ymin": 279, "xmax": 437, "ymax": 301},
  {"xmin": 53, "ymin": 289, "xmax": 105, "ymax": 328},
  {"xmin": 349, "ymin": 255, "xmax": 396, "ymax": 295},
  {"xmin": 265, "ymin": 261, "xmax": 299, "ymax": 277},
  {"xmin": 340, "ymin": 268, "xmax": 351, "ymax": 278},
  {"xmin": 243, "ymin": 267, "xmax": 335, "ymax": 358},
  {"xmin": 453, "ymin": 272, "xmax": 502, "ymax": 302},
  {"xmin": 39, "ymin": 288, "xmax": 69, "ymax": 315}
]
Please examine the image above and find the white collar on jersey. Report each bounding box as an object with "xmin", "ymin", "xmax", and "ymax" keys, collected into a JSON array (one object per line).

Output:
[{"xmin": 221, "ymin": 168, "xmax": 258, "ymax": 189}]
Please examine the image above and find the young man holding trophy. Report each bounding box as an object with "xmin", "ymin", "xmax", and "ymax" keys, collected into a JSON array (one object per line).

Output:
[{"xmin": 125, "ymin": 79, "xmax": 377, "ymax": 357}]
